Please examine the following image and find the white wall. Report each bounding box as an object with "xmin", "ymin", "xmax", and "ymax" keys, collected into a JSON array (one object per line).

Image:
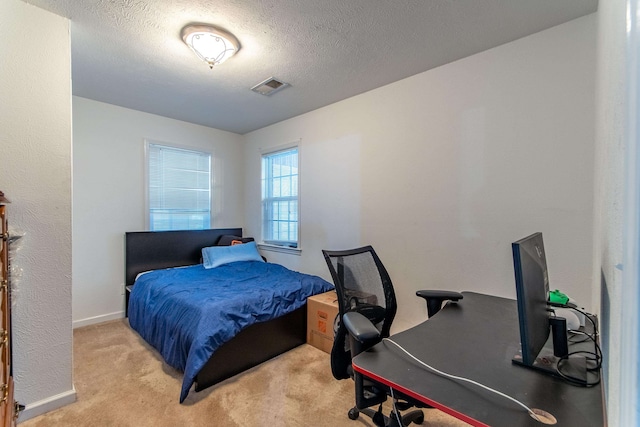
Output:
[
  {"xmin": 0, "ymin": 0, "xmax": 75, "ymax": 420},
  {"xmin": 594, "ymin": 1, "xmax": 639, "ymax": 425},
  {"xmin": 244, "ymin": 15, "xmax": 597, "ymax": 331},
  {"xmin": 72, "ymin": 97, "xmax": 244, "ymax": 326}
]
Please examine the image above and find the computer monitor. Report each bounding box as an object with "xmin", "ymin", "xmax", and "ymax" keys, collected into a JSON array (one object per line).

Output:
[
  {"xmin": 511, "ymin": 232, "xmax": 550, "ymax": 366},
  {"xmin": 511, "ymin": 232, "xmax": 588, "ymax": 382}
]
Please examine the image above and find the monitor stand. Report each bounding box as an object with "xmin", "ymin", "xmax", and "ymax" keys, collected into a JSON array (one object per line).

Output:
[
  {"xmin": 512, "ymin": 315, "xmax": 591, "ymax": 384},
  {"xmin": 512, "ymin": 345, "xmax": 588, "ymax": 384}
]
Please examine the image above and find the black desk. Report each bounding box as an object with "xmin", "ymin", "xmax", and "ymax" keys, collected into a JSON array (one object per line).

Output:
[{"xmin": 351, "ymin": 292, "xmax": 605, "ymax": 427}]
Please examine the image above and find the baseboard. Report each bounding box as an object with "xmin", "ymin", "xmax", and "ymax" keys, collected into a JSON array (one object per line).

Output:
[
  {"xmin": 17, "ymin": 388, "xmax": 77, "ymax": 422},
  {"xmin": 72, "ymin": 311, "xmax": 125, "ymax": 329}
]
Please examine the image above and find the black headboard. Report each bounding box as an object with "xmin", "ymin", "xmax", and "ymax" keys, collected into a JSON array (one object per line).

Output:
[{"xmin": 125, "ymin": 228, "xmax": 243, "ymax": 286}]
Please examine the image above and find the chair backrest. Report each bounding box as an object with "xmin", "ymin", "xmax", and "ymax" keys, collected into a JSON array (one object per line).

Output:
[{"xmin": 322, "ymin": 246, "xmax": 398, "ymax": 379}]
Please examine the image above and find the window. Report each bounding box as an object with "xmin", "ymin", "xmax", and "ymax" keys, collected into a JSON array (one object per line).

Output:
[
  {"xmin": 147, "ymin": 142, "xmax": 212, "ymax": 231},
  {"xmin": 261, "ymin": 147, "xmax": 299, "ymax": 248}
]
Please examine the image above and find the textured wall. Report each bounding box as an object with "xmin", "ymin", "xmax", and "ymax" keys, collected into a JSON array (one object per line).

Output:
[
  {"xmin": 594, "ymin": 1, "xmax": 637, "ymax": 425},
  {"xmin": 244, "ymin": 15, "xmax": 597, "ymax": 332},
  {"xmin": 0, "ymin": 0, "xmax": 75, "ymax": 420}
]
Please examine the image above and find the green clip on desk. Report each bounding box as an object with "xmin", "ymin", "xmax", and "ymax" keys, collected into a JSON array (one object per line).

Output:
[{"xmin": 351, "ymin": 292, "xmax": 606, "ymax": 427}]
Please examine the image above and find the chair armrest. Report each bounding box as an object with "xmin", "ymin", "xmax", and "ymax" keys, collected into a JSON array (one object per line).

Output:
[
  {"xmin": 343, "ymin": 311, "xmax": 381, "ymax": 345},
  {"xmin": 416, "ymin": 290, "xmax": 463, "ymax": 317}
]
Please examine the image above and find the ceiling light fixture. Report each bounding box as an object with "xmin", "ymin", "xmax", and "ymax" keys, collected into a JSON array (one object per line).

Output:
[{"xmin": 181, "ymin": 24, "xmax": 240, "ymax": 69}]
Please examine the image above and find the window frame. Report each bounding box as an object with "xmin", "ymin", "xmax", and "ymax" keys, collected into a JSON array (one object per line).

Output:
[
  {"xmin": 144, "ymin": 139, "xmax": 213, "ymax": 232},
  {"xmin": 259, "ymin": 142, "xmax": 301, "ymax": 254}
]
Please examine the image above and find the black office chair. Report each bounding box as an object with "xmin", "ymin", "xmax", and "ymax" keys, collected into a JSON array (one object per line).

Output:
[{"xmin": 322, "ymin": 246, "xmax": 462, "ymax": 427}]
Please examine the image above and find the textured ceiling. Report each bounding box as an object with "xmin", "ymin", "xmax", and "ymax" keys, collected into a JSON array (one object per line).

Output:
[{"xmin": 23, "ymin": 0, "xmax": 597, "ymax": 134}]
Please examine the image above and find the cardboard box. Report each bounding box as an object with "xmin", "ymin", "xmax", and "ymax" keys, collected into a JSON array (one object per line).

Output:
[{"xmin": 307, "ymin": 290, "xmax": 339, "ymax": 353}]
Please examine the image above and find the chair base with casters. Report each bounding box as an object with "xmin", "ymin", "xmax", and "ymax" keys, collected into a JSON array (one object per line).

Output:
[
  {"xmin": 353, "ymin": 371, "xmax": 424, "ymax": 426},
  {"xmin": 348, "ymin": 403, "xmax": 425, "ymax": 427},
  {"xmin": 343, "ymin": 292, "xmax": 463, "ymax": 426},
  {"xmin": 342, "ymin": 309, "xmax": 440, "ymax": 426}
]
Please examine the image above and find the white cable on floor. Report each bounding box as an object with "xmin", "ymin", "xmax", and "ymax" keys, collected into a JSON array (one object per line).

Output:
[{"xmin": 389, "ymin": 387, "xmax": 403, "ymax": 426}]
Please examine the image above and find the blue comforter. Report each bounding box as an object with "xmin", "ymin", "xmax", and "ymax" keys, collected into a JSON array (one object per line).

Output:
[{"xmin": 128, "ymin": 261, "xmax": 333, "ymax": 402}]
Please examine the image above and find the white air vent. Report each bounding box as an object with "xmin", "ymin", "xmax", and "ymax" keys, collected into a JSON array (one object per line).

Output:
[{"xmin": 251, "ymin": 77, "xmax": 290, "ymax": 96}]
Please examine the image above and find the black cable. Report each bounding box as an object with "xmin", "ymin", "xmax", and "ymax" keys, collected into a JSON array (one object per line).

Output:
[
  {"xmin": 567, "ymin": 307, "xmax": 603, "ymax": 371},
  {"xmin": 569, "ymin": 330, "xmax": 603, "ymax": 369},
  {"xmin": 569, "ymin": 306, "xmax": 599, "ymax": 337},
  {"xmin": 553, "ymin": 306, "xmax": 602, "ymax": 386},
  {"xmin": 556, "ymin": 350, "xmax": 601, "ymax": 387},
  {"xmin": 567, "ymin": 331, "xmax": 591, "ymax": 344}
]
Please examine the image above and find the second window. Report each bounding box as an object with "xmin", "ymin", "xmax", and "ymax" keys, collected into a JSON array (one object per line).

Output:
[{"xmin": 261, "ymin": 147, "xmax": 299, "ymax": 248}]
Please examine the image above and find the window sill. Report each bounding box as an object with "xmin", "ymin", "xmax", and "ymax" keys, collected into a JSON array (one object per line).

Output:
[{"xmin": 258, "ymin": 243, "xmax": 302, "ymax": 256}]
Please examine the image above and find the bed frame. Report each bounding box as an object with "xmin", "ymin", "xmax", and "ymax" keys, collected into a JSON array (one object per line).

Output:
[{"xmin": 125, "ymin": 228, "xmax": 307, "ymax": 395}]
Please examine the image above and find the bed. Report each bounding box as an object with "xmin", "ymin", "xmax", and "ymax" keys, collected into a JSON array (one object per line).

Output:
[{"xmin": 125, "ymin": 228, "xmax": 334, "ymax": 402}]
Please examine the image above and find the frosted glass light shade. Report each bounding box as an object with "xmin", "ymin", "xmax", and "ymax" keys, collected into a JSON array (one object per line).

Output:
[{"xmin": 181, "ymin": 24, "xmax": 240, "ymax": 69}]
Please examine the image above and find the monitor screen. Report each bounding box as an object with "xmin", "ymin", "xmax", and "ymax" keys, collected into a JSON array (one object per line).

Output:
[{"xmin": 512, "ymin": 232, "xmax": 550, "ymax": 366}]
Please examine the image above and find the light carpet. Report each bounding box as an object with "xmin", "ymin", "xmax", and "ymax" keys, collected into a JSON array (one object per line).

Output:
[{"xmin": 19, "ymin": 319, "xmax": 468, "ymax": 426}]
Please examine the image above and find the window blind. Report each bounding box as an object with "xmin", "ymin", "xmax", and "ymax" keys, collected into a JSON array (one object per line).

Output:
[{"xmin": 148, "ymin": 143, "xmax": 211, "ymax": 231}]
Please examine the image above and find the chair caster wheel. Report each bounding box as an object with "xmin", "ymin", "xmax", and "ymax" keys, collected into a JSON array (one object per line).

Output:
[{"xmin": 348, "ymin": 407, "xmax": 360, "ymax": 420}]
